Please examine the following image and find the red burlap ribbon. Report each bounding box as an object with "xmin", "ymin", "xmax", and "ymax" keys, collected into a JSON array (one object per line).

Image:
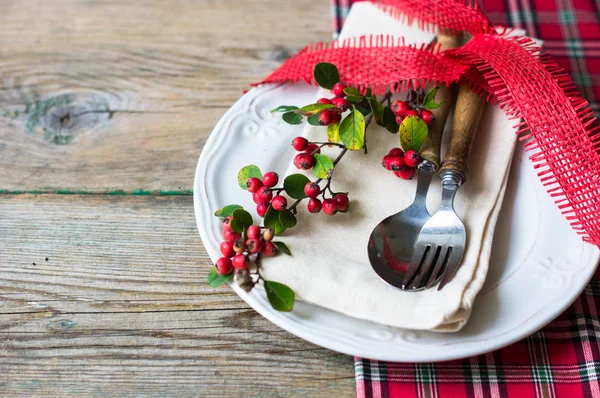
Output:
[{"xmin": 254, "ymin": 0, "xmax": 600, "ymax": 247}]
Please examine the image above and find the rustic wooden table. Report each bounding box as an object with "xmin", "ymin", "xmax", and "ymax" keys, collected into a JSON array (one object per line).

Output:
[{"xmin": 0, "ymin": 1, "xmax": 356, "ymax": 395}]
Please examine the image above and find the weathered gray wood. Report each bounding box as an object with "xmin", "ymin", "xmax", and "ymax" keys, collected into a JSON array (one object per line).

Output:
[
  {"xmin": 0, "ymin": 0, "xmax": 331, "ymax": 193},
  {"xmin": 0, "ymin": 194, "xmax": 355, "ymax": 396}
]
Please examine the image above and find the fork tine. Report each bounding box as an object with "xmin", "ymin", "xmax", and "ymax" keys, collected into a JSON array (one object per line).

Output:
[
  {"xmin": 402, "ymin": 244, "xmax": 429, "ymax": 287},
  {"xmin": 437, "ymin": 246, "xmax": 465, "ymax": 290},
  {"xmin": 408, "ymin": 245, "xmax": 441, "ymax": 289},
  {"xmin": 425, "ymin": 247, "xmax": 452, "ymax": 289}
]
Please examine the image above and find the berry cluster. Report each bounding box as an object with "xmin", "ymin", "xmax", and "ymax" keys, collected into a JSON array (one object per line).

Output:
[
  {"xmin": 292, "ymin": 137, "xmax": 319, "ymax": 170},
  {"xmin": 246, "ymin": 172, "xmax": 286, "ymax": 217},
  {"xmin": 216, "ymin": 219, "xmax": 277, "ymax": 276},
  {"xmin": 391, "ymin": 100, "xmax": 434, "ymax": 126},
  {"xmin": 382, "ymin": 147, "xmax": 421, "ymax": 180},
  {"xmin": 315, "ymin": 82, "xmax": 349, "ymax": 126},
  {"xmin": 303, "ymin": 179, "xmax": 349, "ymax": 216}
]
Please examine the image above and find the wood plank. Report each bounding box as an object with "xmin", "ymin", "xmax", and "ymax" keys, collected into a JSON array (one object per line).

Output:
[
  {"xmin": 0, "ymin": 0, "xmax": 331, "ymax": 193},
  {"xmin": 0, "ymin": 194, "xmax": 355, "ymax": 396}
]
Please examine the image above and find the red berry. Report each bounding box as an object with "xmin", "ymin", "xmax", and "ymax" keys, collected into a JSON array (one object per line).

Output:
[
  {"xmin": 332, "ymin": 82, "xmax": 347, "ymax": 98},
  {"xmin": 322, "ymin": 199, "xmax": 337, "ymax": 216},
  {"xmin": 292, "ymin": 136, "xmax": 309, "ymax": 151},
  {"xmin": 334, "ymin": 193, "xmax": 349, "ymax": 212},
  {"xmin": 246, "ymin": 177, "xmax": 262, "ymax": 193},
  {"xmin": 223, "ymin": 229, "xmax": 241, "ymax": 242},
  {"xmin": 304, "ymin": 182, "xmax": 320, "ymax": 198},
  {"xmin": 256, "ymin": 203, "xmax": 268, "ymax": 217},
  {"xmin": 271, "ymin": 195, "xmax": 287, "ymax": 211},
  {"xmin": 331, "ymin": 111, "xmax": 341, "ymax": 124},
  {"xmin": 305, "ymin": 143, "xmax": 321, "ymax": 154},
  {"xmin": 245, "ymin": 238, "xmax": 263, "ymax": 254},
  {"xmin": 307, "ymin": 198, "xmax": 322, "ymax": 213},
  {"xmin": 232, "ymin": 253, "xmax": 249, "ymax": 270},
  {"xmin": 394, "ymin": 167, "xmax": 415, "ymax": 180},
  {"xmin": 262, "ymin": 241, "xmax": 277, "ymax": 257},
  {"xmin": 420, "ymin": 110, "xmax": 434, "ymax": 125},
  {"xmin": 391, "ymin": 100, "xmax": 411, "ymax": 116},
  {"xmin": 247, "ymin": 225, "xmax": 261, "ymax": 239},
  {"xmin": 331, "ymin": 97, "xmax": 349, "ymax": 111},
  {"xmin": 382, "ymin": 155, "xmax": 394, "ymax": 170},
  {"xmin": 220, "ymin": 241, "xmax": 235, "ymax": 258},
  {"xmin": 262, "ymin": 172, "xmax": 279, "ymax": 188},
  {"xmin": 396, "ymin": 115, "xmax": 404, "ymax": 125},
  {"xmin": 404, "ymin": 150, "xmax": 421, "ymax": 167},
  {"xmin": 388, "ymin": 148, "xmax": 404, "ymax": 157},
  {"xmin": 389, "ymin": 156, "xmax": 406, "ymax": 172},
  {"xmin": 317, "ymin": 98, "xmax": 332, "ymax": 104},
  {"xmin": 294, "ymin": 153, "xmax": 315, "ymax": 170},
  {"xmin": 405, "ymin": 109, "xmax": 419, "ymax": 117},
  {"xmin": 215, "ymin": 257, "xmax": 233, "ymax": 275},
  {"xmin": 254, "ymin": 186, "xmax": 273, "ymax": 204},
  {"xmin": 318, "ymin": 110, "xmax": 334, "ymax": 126},
  {"xmin": 222, "ymin": 216, "xmax": 233, "ymax": 231}
]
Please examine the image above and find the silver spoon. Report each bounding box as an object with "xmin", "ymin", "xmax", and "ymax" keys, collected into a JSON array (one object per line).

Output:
[{"xmin": 367, "ymin": 33, "xmax": 461, "ymax": 291}]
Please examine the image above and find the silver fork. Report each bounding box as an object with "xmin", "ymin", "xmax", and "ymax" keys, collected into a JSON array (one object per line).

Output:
[{"xmin": 403, "ymin": 84, "xmax": 486, "ymax": 290}]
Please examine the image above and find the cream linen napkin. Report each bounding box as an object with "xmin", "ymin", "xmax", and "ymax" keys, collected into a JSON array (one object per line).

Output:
[{"xmin": 261, "ymin": 2, "xmax": 518, "ymax": 331}]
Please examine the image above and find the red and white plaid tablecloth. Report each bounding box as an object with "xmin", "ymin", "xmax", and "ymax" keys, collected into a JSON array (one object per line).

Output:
[{"xmin": 330, "ymin": 0, "xmax": 600, "ymax": 396}]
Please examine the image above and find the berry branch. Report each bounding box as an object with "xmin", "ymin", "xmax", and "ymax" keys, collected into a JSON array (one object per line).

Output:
[{"xmin": 208, "ymin": 62, "xmax": 446, "ymax": 313}]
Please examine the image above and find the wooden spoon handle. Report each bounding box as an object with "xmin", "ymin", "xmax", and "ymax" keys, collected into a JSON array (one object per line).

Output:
[
  {"xmin": 439, "ymin": 84, "xmax": 486, "ymax": 184},
  {"xmin": 419, "ymin": 33, "xmax": 462, "ymax": 169}
]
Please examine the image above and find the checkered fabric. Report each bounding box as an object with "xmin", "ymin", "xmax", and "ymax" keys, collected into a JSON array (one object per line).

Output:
[{"xmin": 330, "ymin": 1, "xmax": 600, "ymax": 397}]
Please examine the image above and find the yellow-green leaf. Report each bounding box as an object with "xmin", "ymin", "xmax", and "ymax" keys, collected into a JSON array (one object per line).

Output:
[
  {"xmin": 399, "ymin": 116, "xmax": 429, "ymax": 152},
  {"xmin": 339, "ymin": 108, "xmax": 365, "ymax": 150},
  {"xmin": 238, "ymin": 165, "xmax": 262, "ymax": 189},
  {"xmin": 296, "ymin": 103, "xmax": 336, "ymax": 117},
  {"xmin": 327, "ymin": 122, "xmax": 340, "ymax": 143},
  {"xmin": 312, "ymin": 153, "xmax": 334, "ymax": 179}
]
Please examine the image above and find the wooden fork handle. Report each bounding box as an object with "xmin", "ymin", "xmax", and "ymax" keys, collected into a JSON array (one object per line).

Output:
[
  {"xmin": 439, "ymin": 84, "xmax": 486, "ymax": 184},
  {"xmin": 419, "ymin": 33, "xmax": 461, "ymax": 169}
]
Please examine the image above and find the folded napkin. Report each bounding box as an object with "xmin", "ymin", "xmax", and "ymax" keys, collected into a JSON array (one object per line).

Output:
[{"xmin": 261, "ymin": 2, "xmax": 517, "ymax": 331}]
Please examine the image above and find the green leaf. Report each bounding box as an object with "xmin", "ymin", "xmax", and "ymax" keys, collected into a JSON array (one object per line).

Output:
[
  {"xmin": 214, "ymin": 204, "xmax": 243, "ymax": 217},
  {"xmin": 264, "ymin": 205, "xmax": 287, "ymax": 235},
  {"xmin": 399, "ymin": 116, "xmax": 429, "ymax": 152},
  {"xmin": 355, "ymin": 105, "xmax": 371, "ymax": 116},
  {"xmin": 279, "ymin": 210, "xmax": 297, "ymax": 228},
  {"xmin": 272, "ymin": 105, "xmax": 299, "ymax": 113},
  {"xmin": 346, "ymin": 95, "xmax": 363, "ymax": 103},
  {"xmin": 264, "ymin": 280, "xmax": 295, "ymax": 312},
  {"xmin": 229, "ymin": 218, "xmax": 244, "ymax": 233},
  {"xmin": 327, "ymin": 122, "xmax": 340, "ymax": 143},
  {"xmin": 382, "ymin": 106, "xmax": 399, "ymax": 134},
  {"xmin": 238, "ymin": 165, "xmax": 262, "ymax": 190},
  {"xmin": 312, "ymin": 153, "xmax": 334, "ymax": 179},
  {"xmin": 339, "ymin": 108, "xmax": 365, "ymax": 150},
  {"xmin": 367, "ymin": 96, "xmax": 384, "ymax": 125},
  {"xmin": 282, "ymin": 111, "xmax": 302, "ymax": 125},
  {"xmin": 422, "ymin": 87, "xmax": 444, "ymax": 110},
  {"xmin": 273, "ymin": 241, "xmax": 291, "ymax": 255},
  {"xmin": 313, "ymin": 62, "xmax": 340, "ymax": 90},
  {"xmin": 307, "ymin": 113, "xmax": 321, "ymax": 126},
  {"xmin": 283, "ymin": 174, "xmax": 310, "ymax": 199},
  {"xmin": 232, "ymin": 208, "xmax": 253, "ymax": 227},
  {"xmin": 343, "ymin": 87, "xmax": 362, "ymax": 97},
  {"xmin": 207, "ymin": 268, "xmax": 233, "ymax": 287},
  {"xmin": 296, "ymin": 103, "xmax": 336, "ymax": 117}
]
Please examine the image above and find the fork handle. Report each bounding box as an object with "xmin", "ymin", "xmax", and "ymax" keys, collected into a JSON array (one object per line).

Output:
[
  {"xmin": 419, "ymin": 33, "xmax": 461, "ymax": 169},
  {"xmin": 439, "ymin": 84, "xmax": 486, "ymax": 184}
]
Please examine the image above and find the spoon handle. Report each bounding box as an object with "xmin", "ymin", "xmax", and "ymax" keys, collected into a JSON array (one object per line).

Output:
[
  {"xmin": 419, "ymin": 33, "xmax": 461, "ymax": 169},
  {"xmin": 439, "ymin": 84, "xmax": 486, "ymax": 184}
]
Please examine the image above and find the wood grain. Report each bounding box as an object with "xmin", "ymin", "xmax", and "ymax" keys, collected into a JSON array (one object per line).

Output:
[
  {"xmin": 0, "ymin": 0, "xmax": 331, "ymax": 194},
  {"xmin": 0, "ymin": 194, "xmax": 355, "ymax": 396},
  {"xmin": 440, "ymin": 84, "xmax": 486, "ymax": 182}
]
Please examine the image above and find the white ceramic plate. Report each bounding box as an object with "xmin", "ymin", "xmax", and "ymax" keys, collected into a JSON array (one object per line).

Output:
[{"xmin": 194, "ymin": 82, "xmax": 600, "ymax": 362}]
